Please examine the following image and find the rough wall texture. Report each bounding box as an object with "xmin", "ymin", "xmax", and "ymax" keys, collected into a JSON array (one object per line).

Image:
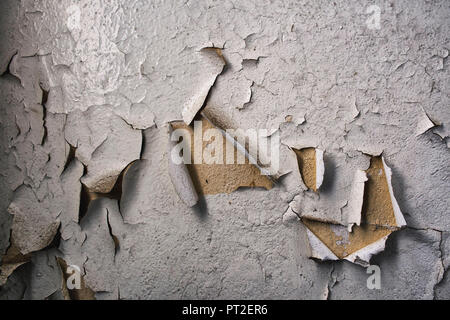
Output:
[{"xmin": 0, "ymin": 0, "xmax": 449, "ymax": 299}]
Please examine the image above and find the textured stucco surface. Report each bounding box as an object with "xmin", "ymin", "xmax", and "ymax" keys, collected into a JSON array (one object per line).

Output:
[{"xmin": 0, "ymin": 0, "xmax": 449, "ymax": 299}]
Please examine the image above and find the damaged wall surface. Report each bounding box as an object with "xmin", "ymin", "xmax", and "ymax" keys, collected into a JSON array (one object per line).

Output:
[{"xmin": 0, "ymin": 0, "xmax": 449, "ymax": 300}]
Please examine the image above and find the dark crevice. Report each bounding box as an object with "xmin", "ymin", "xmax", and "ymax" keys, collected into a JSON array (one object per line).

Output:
[
  {"xmin": 1, "ymin": 51, "xmax": 18, "ymax": 78},
  {"xmin": 103, "ymin": 164, "xmax": 128, "ymax": 202},
  {"xmin": 1, "ymin": 51, "xmax": 21, "ymax": 86},
  {"xmin": 78, "ymin": 165, "xmax": 91, "ymax": 221},
  {"xmin": 40, "ymin": 85, "xmax": 49, "ymax": 106},
  {"xmin": 139, "ymin": 129, "xmax": 145, "ymax": 159},
  {"xmin": 106, "ymin": 209, "xmax": 120, "ymax": 258},
  {"xmin": 78, "ymin": 184, "xmax": 91, "ymax": 221},
  {"xmin": 41, "ymin": 224, "xmax": 62, "ymax": 252},
  {"xmin": 79, "ymin": 162, "xmax": 131, "ymax": 219},
  {"xmin": 63, "ymin": 143, "xmax": 77, "ymax": 172},
  {"xmin": 39, "ymin": 85, "xmax": 49, "ymax": 146}
]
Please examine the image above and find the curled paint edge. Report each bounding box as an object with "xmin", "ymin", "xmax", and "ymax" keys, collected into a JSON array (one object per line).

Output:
[
  {"xmin": 415, "ymin": 111, "xmax": 436, "ymax": 136},
  {"xmin": 182, "ymin": 48, "xmax": 225, "ymax": 125},
  {"xmin": 182, "ymin": 79, "xmax": 215, "ymax": 125},
  {"xmin": 305, "ymin": 228, "xmax": 338, "ymax": 261},
  {"xmin": 381, "ymin": 157, "xmax": 407, "ymax": 227},
  {"xmin": 167, "ymin": 125, "xmax": 199, "ymax": 207},
  {"xmin": 346, "ymin": 169, "xmax": 368, "ymax": 231},
  {"xmin": 315, "ymin": 149, "xmax": 324, "ymax": 190},
  {"xmin": 344, "ymin": 235, "xmax": 390, "ymax": 267}
]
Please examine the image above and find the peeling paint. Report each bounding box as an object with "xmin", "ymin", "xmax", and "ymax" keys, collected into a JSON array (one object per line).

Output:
[{"xmin": 0, "ymin": 0, "xmax": 449, "ymax": 300}]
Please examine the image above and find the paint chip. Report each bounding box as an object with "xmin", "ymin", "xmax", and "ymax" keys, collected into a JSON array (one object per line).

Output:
[
  {"xmin": 302, "ymin": 156, "xmax": 406, "ymax": 266},
  {"xmin": 416, "ymin": 109, "xmax": 436, "ymax": 136},
  {"xmin": 293, "ymin": 147, "xmax": 324, "ymax": 192},
  {"xmin": 181, "ymin": 48, "xmax": 226, "ymax": 125}
]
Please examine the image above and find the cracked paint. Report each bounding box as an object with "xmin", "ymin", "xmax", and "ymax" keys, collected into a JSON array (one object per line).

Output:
[{"xmin": 0, "ymin": 0, "xmax": 449, "ymax": 300}]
